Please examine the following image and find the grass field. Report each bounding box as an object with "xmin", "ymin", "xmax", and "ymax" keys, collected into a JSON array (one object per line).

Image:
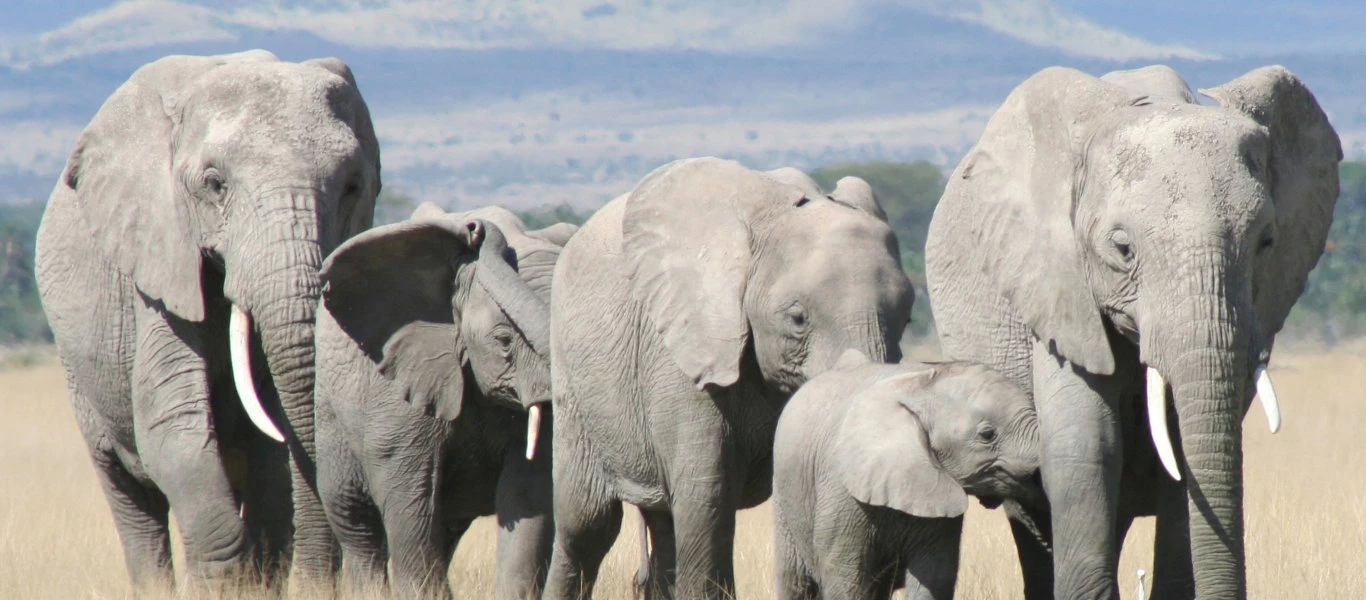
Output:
[{"xmin": 1, "ymin": 344, "xmax": 1362, "ymax": 599}]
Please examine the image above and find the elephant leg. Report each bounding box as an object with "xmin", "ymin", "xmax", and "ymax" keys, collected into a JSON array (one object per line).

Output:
[
  {"xmin": 1032, "ymin": 339, "xmax": 1129, "ymax": 600},
  {"xmin": 901, "ymin": 516, "xmax": 962, "ymax": 600},
  {"xmin": 639, "ymin": 509, "xmax": 677, "ymax": 600},
  {"xmin": 1151, "ymin": 472, "xmax": 1195, "ymax": 599},
  {"xmin": 494, "ymin": 441, "xmax": 555, "ymax": 600},
  {"xmin": 380, "ymin": 479, "xmax": 454, "ymax": 599},
  {"xmin": 543, "ymin": 463, "xmax": 624, "ymax": 600},
  {"xmin": 669, "ymin": 491, "xmax": 737, "ymax": 599},
  {"xmin": 132, "ymin": 306, "xmax": 250, "ymax": 582},
  {"xmin": 775, "ymin": 531, "xmax": 818, "ymax": 600},
  {"xmin": 239, "ymin": 422, "xmax": 292, "ymax": 583},
  {"xmin": 813, "ymin": 541, "xmax": 891, "ymax": 600},
  {"xmin": 318, "ymin": 440, "xmax": 388, "ymax": 595},
  {"xmin": 89, "ymin": 445, "xmax": 174, "ymax": 591}
]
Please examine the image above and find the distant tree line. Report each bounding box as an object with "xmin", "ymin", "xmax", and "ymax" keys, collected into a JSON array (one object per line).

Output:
[{"xmin": 4, "ymin": 162, "xmax": 1366, "ymax": 344}]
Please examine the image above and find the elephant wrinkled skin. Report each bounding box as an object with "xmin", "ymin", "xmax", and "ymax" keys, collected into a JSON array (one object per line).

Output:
[
  {"xmin": 925, "ymin": 64, "xmax": 1340, "ymax": 599},
  {"xmin": 544, "ymin": 157, "xmax": 913, "ymax": 599},
  {"xmin": 35, "ymin": 50, "xmax": 381, "ymax": 590}
]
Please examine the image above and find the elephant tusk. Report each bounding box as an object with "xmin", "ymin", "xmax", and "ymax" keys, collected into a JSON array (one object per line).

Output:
[
  {"xmin": 525, "ymin": 404, "xmax": 542, "ymax": 460},
  {"xmin": 1255, "ymin": 364, "xmax": 1282, "ymax": 434},
  {"xmin": 230, "ymin": 305, "xmax": 286, "ymax": 443},
  {"xmin": 1146, "ymin": 367, "xmax": 1181, "ymax": 481}
]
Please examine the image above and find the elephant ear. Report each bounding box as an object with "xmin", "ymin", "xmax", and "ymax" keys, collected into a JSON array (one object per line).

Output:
[
  {"xmin": 510, "ymin": 237, "xmax": 565, "ymax": 304},
  {"xmin": 527, "ymin": 222, "xmax": 579, "ymax": 247},
  {"xmin": 624, "ymin": 157, "xmax": 803, "ymax": 389},
  {"xmin": 321, "ymin": 217, "xmax": 490, "ymax": 420},
  {"xmin": 833, "ymin": 369, "xmax": 968, "ymax": 518},
  {"xmin": 1200, "ymin": 66, "xmax": 1342, "ymax": 339},
  {"xmin": 828, "ymin": 176, "xmax": 888, "ymax": 222},
  {"xmin": 62, "ymin": 51, "xmax": 276, "ymax": 322},
  {"xmin": 950, "ymin": 67, "xmax": 1133, "ymax": 375},
  {"xmin": 378, "ymin": 322, "xmax": 467, "ymax": 420}
]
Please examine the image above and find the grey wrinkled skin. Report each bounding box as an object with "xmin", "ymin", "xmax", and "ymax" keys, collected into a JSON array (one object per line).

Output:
[
  {"xmin": 34, "ymin": 50, "xmax": 380, "ymax": 591},
  {"xmin": 544, "ymin": 157, "xmax": 913, "ymax": 600},
  {"xmin": 925, "ymin": 64, "xmax": 1340, "ymax": 599},
  {"xmin": 314, "ymin": 206, "xmax": 573, "ymax": 599},
  {"xmin": 773, "ymin": 351, "xmax": 1043, "ymax": 600}
]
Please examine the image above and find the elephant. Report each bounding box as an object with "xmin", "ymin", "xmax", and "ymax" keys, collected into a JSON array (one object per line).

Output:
[
  {"xmin": 34, "ymin": 50, "xmax": 381, "ymax": 590},
  {"xmin": 772, "ymin": 350, "xmax": 1043, "ymax": 600},
  {"xmin": 543, "ymin": 157, "xmax": 914, "ymax": 599},
  {"xmin": 314, "ymin": 204, "xmax": 574, "ymax": 598},
  {"xmin": 924, "ymin": 64, "xmax": 1340, "ymax": 599}
]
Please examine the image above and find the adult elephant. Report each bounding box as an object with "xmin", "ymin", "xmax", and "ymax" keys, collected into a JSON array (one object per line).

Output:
[
  {"xmin": 315, "ymin": 204, "xmax": 573, "ymax": 598},
  {"xmin": 925, "ymin": 64, "xmax": 1339, "ymax": 599},
  {"xmin": 544, "ymin": 157, "xmax": 913, "ymax": 599},
  {"xmin": 35, "ymin": 51, "xmax": 380, "ymax": 589}
]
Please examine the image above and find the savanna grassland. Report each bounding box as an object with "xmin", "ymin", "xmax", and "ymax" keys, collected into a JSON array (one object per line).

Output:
[{"xmin": 1, "ymin": 342, "xmax": 1363, "ymax": 599}]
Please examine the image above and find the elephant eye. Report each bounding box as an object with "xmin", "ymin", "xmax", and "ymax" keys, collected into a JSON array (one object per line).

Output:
[
  {"xmin": 783, "ymin": 304, "xmax": 808, "ymax": 331},
  {"xmin": 977, "ymin": 425, "xmax": 998, "ymax": 444},
  {"xmin": 1109, "ymin": 229, "xmax": 1133, "ymax": 262},
  {"xmin": 492, "ymin": 327, "xmax": 515, "ymax": 352},
  {"xmin": 202, "ymin": 168, "xmax": 226, "ymax": 196},
  {"xmin": 1258, "ymin": 234, "xmax": 1275, "ymax": 255}
]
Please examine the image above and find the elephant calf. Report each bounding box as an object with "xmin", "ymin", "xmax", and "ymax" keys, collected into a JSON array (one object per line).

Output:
[
  {"xmin": 772, "ymin": 351, "xmax": 1043, "ymax": 600},
  {"xmin": 314, "ymin": 204, "xmax": 573, "ymax": 599}
]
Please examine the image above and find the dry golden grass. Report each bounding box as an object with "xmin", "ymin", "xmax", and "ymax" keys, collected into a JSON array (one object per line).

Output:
[{"xmin": 1, "ymin": 344, "xmax": 1363, "ymax": 599}]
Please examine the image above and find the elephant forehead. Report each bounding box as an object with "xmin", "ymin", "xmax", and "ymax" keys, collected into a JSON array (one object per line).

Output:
[{"xmin": 1112, "ymin": 107, "xmax": 1266, "ymax": 160}]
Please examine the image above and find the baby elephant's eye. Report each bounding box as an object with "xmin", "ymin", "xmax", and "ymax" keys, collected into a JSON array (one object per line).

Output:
[
  {"xmin": 977, "ymin": 426, "xmax": 998, "ymax": 444},
  {"xmin": 492, "ymin": 328, "xmax": 515, "ymax": 351}
]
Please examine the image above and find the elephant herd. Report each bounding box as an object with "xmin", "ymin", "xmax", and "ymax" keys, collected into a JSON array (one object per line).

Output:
[{"xmin": 33, "ymin": 49, "xmax": 1340, "ymax": 600}]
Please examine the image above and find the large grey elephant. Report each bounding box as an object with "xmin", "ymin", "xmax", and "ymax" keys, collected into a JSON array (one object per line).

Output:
[
  {"xmin": 773, "ymin": 350, "xmax": 1042, "ymax": 600},
  {"xmin": 34, "ymin": 50, "xmax": 380, "ymax": 589},
  {"xmin": 315, "ymin": 203, "xmax": 574, "ymax": 598},
  {"xmin": 925, "ymin": 64, "xmax": 1340, "ymax": 599},
  {"xmin": 543, "ymin": 157, "xmax": 914, "ymax": 599}
]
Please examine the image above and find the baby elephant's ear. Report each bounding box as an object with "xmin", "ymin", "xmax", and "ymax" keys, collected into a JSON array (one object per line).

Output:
[{"xmin": 832, "ymin": 371, "xmax": 968, "ymax": 518}]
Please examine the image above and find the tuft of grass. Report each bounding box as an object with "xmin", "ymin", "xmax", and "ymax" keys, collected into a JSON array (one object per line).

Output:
[{"xmin": 2, "ymin": 345, "xmax": 1363, "ymax": 599}]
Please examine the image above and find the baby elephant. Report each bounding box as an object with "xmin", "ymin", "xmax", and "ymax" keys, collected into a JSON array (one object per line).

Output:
[
  {"xmin": 773, "ymin": 351, "xmax": 1042, "ymax": 600},
  {"xmin": 315, "ymin": 204, "xmax": 572, "ymax": 599}
]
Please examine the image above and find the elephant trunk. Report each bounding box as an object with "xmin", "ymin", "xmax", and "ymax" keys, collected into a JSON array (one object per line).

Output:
[
  {"xmin": 836, "ymin": 311, "xmax": 901, "ymax": 368},
  {"xmin": 1146, "ymin": 247, "xmax": 1252, "ymax": 599},
  {"xmin": 226, "ymin": 190, "xmax": 336, "ymax": 580},
  {"xmin": 473, "ymin": 224, "xmax": 553, "ymax": 459}
]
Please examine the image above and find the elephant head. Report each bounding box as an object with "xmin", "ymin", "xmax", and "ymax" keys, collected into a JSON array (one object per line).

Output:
[
  {"xmin": 943, "ymin": 64, "xmax": 1340, "ymax": 595},
  {"xmin": 832, "ymin": 352, "xmax": 1042, "ymax": 519},
  {"xmin": 320, "ymin": 216, "xmax": 553, "ymax": 456},
  {"xmin": 624, "ymin": 158, "xmax": 913, "ymax": 393}
]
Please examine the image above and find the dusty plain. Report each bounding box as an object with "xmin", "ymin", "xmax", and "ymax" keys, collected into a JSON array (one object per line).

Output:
[{"xmin": 1, "ymin": 341, "xmax": 1362, "ymax": 598}]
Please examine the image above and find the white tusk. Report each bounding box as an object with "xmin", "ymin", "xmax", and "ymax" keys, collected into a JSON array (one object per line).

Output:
[
  {"xmin": 230, "ymin": 305, "xmax": 286, "ymax": 443},
  {"xmin": 1146, "ymin": 367, "xmax": 1181, "ymax": 481},
  {"xmin": 525, "ymin": 404, "xmax": 542, "ymax": 460},
  {"xmin": 1254, "ymin": 364, "xmax": 1281, "ymax": 434}
]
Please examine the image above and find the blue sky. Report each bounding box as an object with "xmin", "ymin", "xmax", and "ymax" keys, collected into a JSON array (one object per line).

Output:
[{"xmin": 3, "ymin": 1, "xmax": 1363, "ymax": 208}]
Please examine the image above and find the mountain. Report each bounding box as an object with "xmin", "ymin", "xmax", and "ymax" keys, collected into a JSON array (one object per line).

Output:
[{"xmin": 3, "ymin": 0, "xmax": 1364, "ymax": 210}]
